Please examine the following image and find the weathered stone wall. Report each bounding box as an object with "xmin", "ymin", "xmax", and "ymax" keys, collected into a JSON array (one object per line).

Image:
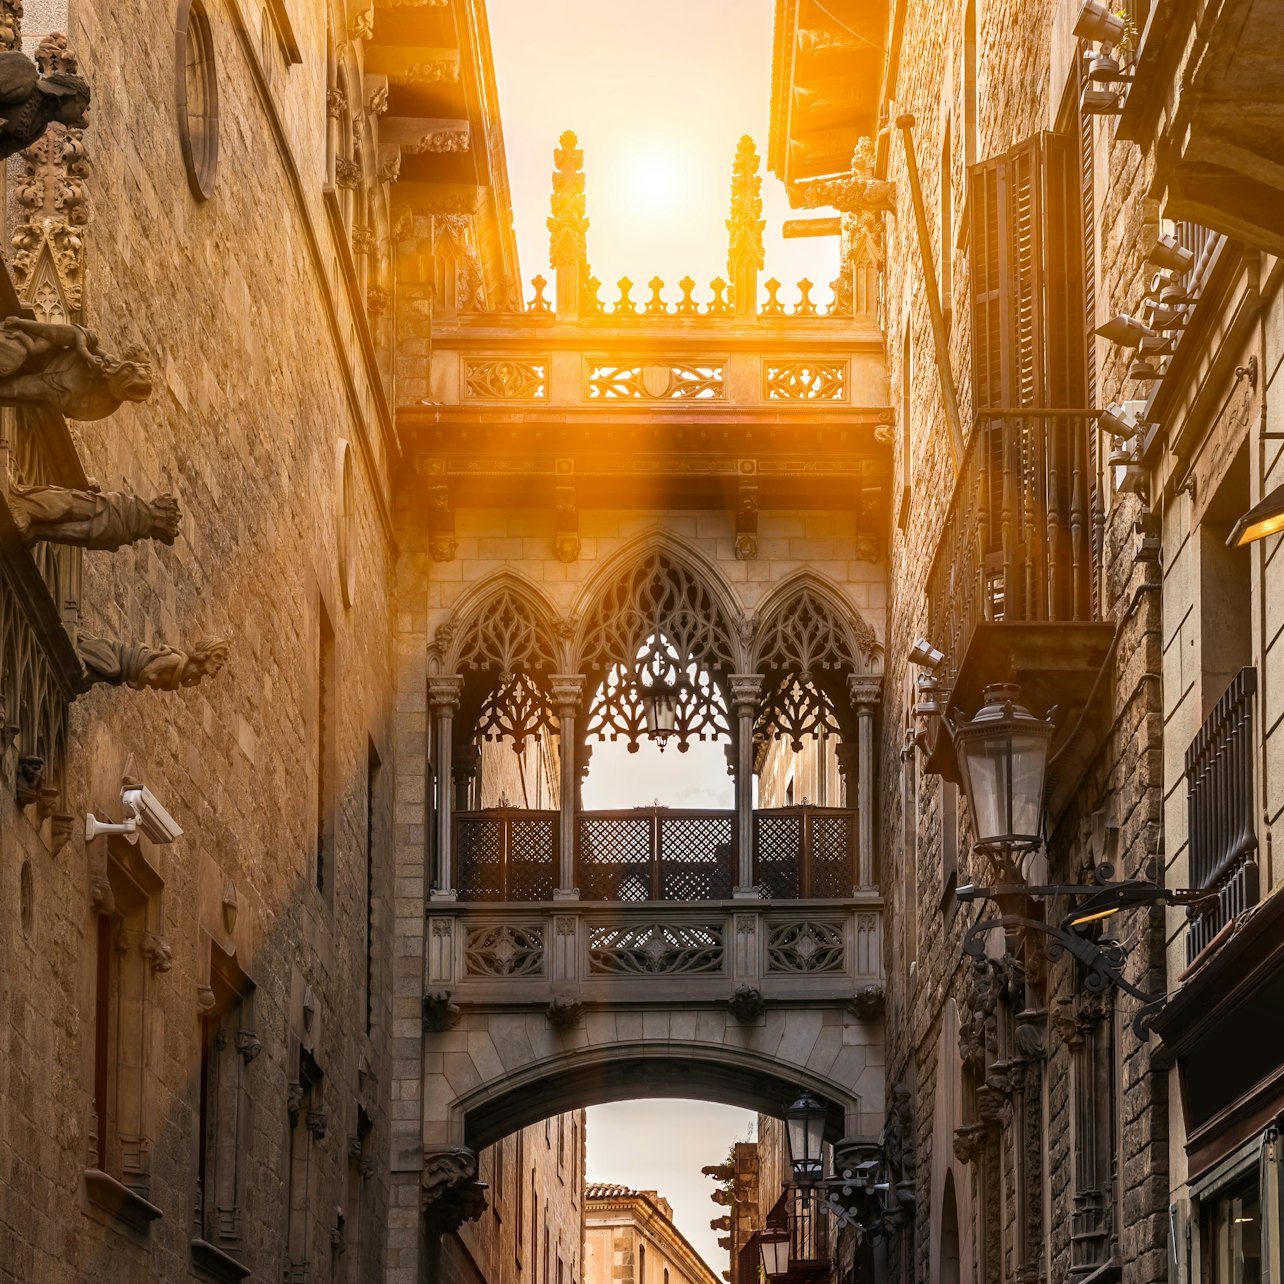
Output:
[
  {"xmin": 0, "ymin": 2, "xmax": 398, "ymax": 1281},
  {"xmin": 877, "ymin": 0, "xmax": 1174, "ymax": 1278}
]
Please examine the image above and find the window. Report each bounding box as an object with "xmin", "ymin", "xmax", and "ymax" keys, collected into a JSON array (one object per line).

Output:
[
  {"xmin": 192, "ymin": 944, "xmax": 256, "ymax": 1276},
  {"xmin": 940, "ymin": 780, "xmax": 959, "ymax": 911},
  {"xmin": 639, "ymin": 1243, "xmax": 646, "ymax": 1284},
  {"xmin": 87, "ymin": 837, "xmax": 166, "ymax": 1232},
  {"xmin": 342, "ymin": 1104, "xmax": 372, "ymax": 1280},
  {"xmin": 285, "ymin": 1047, "xmax": 325, "ymax": 1280},
  {"xmin": 898, "ymin": 325, "xmax": 912, "ymax": 530},
  {"xmin": 1200, "ymin": 1176, "xmax": 1262, "ymax": 1282},
  {"xmin": 177, "ymin": 0, "xmax": 219, "ymax": 200},
  {"xmin": 962, "ymin": 0, "xmax": 977, "ymax": 171},
  {"xmin": 516, "ymin": 1132, "xmax": 526, "ymax": 1264},
  {"xmin": 558, "ymin": 1113, "xmax": 565, "ymax": 1178},
  {"xmin": 316, "ymin": 600, "xmax": 336, "ymax": 898}
]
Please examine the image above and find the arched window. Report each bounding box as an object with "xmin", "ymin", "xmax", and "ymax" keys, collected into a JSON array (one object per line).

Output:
[{"xmin": 177, "ymin": 0, "xmax": 219, "ymax": 199}]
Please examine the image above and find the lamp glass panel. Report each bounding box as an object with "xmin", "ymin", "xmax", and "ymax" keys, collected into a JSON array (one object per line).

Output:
[
  {"xmin": 760, "ymin": 1234, "xmax": 791, "ymax": 1278},
  {"xmin": 959, "ymin": 733, "xmax": 1009, "ymax": 844},
  {"xmin": 1008, "ymin": 731, "xmax": 1049, "ymax": 840}
]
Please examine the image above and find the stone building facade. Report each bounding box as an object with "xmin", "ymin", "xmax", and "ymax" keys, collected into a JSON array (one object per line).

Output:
[{"xmin": 584, "ymin": 1184, "xmax": 718, "ymax": 1284}]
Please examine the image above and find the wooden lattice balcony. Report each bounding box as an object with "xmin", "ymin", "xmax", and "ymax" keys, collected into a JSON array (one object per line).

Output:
[{"xmin": 453, "ymin": 804, "xmax": 860, "ymax": 903}]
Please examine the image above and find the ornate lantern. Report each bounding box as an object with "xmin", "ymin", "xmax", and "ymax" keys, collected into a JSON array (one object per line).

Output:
[
  {"xmin": 950, "ymin": 684, "xmax": 1054, "ymax": 852},
  {"xmin": 757, "ymin": 1228, "xmax": 791, "ymax": 1279},
  {"xmin": 784, "ymin": 1092, "xmax": 827, "ymax": 1185}
]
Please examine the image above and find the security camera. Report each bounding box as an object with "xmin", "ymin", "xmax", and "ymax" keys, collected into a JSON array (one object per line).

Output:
[
  {"xmin": 1147, "ymin": 234, "xmax": 1195, "ymax": 275},
  {"xmin": 1097, "ymin": 400, "xmax": 1149, "ymax": 439},
  {"xmin": 907, "ymin": 638, "xmax": 945, "ymax": 670},
  {"xmin": 1073, "ymin": 0, "xmax": 1126, "ymax": 45},
  {"xmin": 1095, "ymin": 313, "xmax": 1154, "ymax": 347},
  {"xmin": 85, "ymin": 784, "xmax": 183, "ymax": 846}
]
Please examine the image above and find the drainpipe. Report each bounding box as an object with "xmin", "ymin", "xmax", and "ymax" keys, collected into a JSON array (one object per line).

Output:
[{"xmin": 896, "ymin": 114, "xmax": 965, "ymax": 472}]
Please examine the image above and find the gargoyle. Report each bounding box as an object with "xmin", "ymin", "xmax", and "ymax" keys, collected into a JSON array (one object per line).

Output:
[
  {"xmin": 0, "ymin": 317, "xmax": 152, "ymax": 420},
  {"xmin": 7, "ymin": 483, "xmax": 179, "ymax": 550},
  {"xmin": 797, "ymin": 172, "xmax": 897, "ymax": 217},
  {"xmin": 0, "ymin": 50, "xmax": 91, "ymax": 160},
  {"xmin": 78, "ymin": 635, "xmax": 228, "ymax": 691}
]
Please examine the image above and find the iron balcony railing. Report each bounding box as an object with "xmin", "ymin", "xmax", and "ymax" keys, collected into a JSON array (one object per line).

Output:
[
  {"xmin": 453, "ymin": 805, "xmax": 858, "ymax": 902},
  {"xmin": 1185, "ymin": 667, "xmax": 1258, "ymax": 964},
  {"xmin": 927, "ymin": 412, "xmax": 1100, "ymax": 682}
]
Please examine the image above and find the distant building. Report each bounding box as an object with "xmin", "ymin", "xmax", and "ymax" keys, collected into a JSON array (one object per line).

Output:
[{"xmin": 585, "ymin": 1184, "xmax": 720, "ymax": 1284}]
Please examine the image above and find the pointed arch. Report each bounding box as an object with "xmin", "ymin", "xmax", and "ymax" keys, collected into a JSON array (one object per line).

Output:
[
  {"xmin": 570, "ymin": 530, "xmax": 746, "ymax": 673},
  {"xmin": 436, "ymin": 571, "xmax": 564, "ymax": 676},
  {"xmin": 571, "ymin": 533, "xmax": 744, "ymax": 752},
  {"xmin": 750, "ymin": 571, "xmax": 882, "ymax": 675}
]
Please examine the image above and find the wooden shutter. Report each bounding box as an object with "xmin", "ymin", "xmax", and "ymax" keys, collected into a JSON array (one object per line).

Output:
[{"xmin": 968, "ymin": 131, "xmax": 1085, "ymax": 411}]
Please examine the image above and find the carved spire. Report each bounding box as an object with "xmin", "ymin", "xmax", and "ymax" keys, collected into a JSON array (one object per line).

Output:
[
  {"xmin": 547, "ymin": 130, "xmax": 589, "ymax": 317},
  {"xmin": 727, "ymin": 136, "xmax": 764, "ymax": 317},
  {"xmin": 727, "ymin": 136, "xmax": 764, "ymax": 274}
]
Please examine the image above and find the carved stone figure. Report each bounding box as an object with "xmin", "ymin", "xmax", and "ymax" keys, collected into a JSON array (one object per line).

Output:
[
  {"xmin": 422, "ymin": 989, "xmax": 462, "ymax": 1032},
  {"xmin": 7, "ymin": 482, "xmax": 179, "ymax": 549},
  {"xmin": 545, "ymin": 993, "xmax": 583, "ymax": 1028},
  {"xmin": 423, "ymin": 1147, "xmax": 486, "ymax": 1235},
  {"xmin": 78, "ymin": 635, "xmax": 228, "ymax": 691},
  {"xmin": 728, "ymin": 984, "xmax": 766, "ymax": 1023},
  {"xmin": 0, "ymin": 50, "xmax": 90, "ymax": 160},
  {"xmin": 0, "ymin": 317, "xmax": 152, "ymax": 419}
]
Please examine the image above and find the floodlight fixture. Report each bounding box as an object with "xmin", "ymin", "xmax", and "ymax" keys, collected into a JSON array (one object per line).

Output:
[
  {"xmin": 908, "ymin": 638, "xmax": 946, "ymax": 670},
  {"xmin": 1097, "ymin": 401, "xmax": 1148, "ymax": 439},
  {"xmin": 1073, "ymin": 0, "xmax": 1127, "ymax": 44},
  {"xmin": 1147, "ymin": 234, "xmax": 1196, "ymax": 275}
]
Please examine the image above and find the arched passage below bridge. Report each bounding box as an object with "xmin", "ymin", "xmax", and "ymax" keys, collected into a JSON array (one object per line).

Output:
[{"xmin": 426, "ymin": 1001, "xmax": 884, "ymax": 1153}]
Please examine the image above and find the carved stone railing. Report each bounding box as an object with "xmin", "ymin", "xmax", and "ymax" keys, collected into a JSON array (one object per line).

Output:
[
  {"xmin": 426, "ymin": 901, "xmax": 883, "ymax": 1003},
  {"xmin": 1185, "ymin": 667, "xmax": 1258, "ymax": 964},
  {"xmin": 453, "ymin": 805, "xmax": 859, "ymax": 903},
  {"xmin": 926, "ymin": 413, "xmax": 1100, "ymax": 685}
]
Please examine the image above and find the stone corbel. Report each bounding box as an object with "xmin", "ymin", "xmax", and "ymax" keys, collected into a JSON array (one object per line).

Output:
[
  {"xmin": 735, "ymin": 460, "xmax": 758, "ymax": 560},
  {"xmin": 423, "ymin": 989, "xmax": 461, "ymax": 1032},
  {"xmin": 141, "ymin": 933, "xmax": 173, "ymax": 973},
  {"xmin": 422, "ymin": 1148, "xmax": 486, "ymax": 1236},
  {"xmin": 422, "ymin": 462, "xmax": 457, "ymax": 562},
  {"xmin": 546, "ymin": 993, "xmax": 583, "ymax": 1028},
  {"xmin": 235, "ymin": 1030, "xmax": 261, "ymax": 1064},
  {"xmin": 307, "ymin": 1110, "xmax": 328, "ymax": 1141},
  {"xmin": 728, "ymin": 985, "xmax": 765, "ymax": 1023},
  {"xmin": 364, "ymin": 74, "xmax": 389, "ymax": 117},
  {"xmin": 553, "ymin": 460, "xmax": 579, "ymax": 562}
]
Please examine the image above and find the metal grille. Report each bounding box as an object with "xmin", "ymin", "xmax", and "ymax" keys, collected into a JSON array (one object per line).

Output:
[
  {"xmin": 508, "ymin": 817, "xmax": 557, "ymax": 901},
  {"xmin": 755, "ymin": 813, "xmax": 804, "ymax": 899},
  {"xmin": 576, "ymin": 811, "xmax": 736, "ymax": 901},
  {"xmin": 810, "ymin": 815, "xmax": 854, "ymax": 898},
  {"xmin": 1186, "ymin": 668, "xmax": 1258, "ymax": 964},
  {"xmin": 456, "ymin": 817, "xmax": 504, "ymax": 901}
]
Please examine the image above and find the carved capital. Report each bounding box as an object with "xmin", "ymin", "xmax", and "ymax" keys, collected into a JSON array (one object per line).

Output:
[
  {"xmin": 548, "ymin": 674, "xmax": 586, "ymax": 712},
  {"xmin": 847, "ymin": 674, "xmax": 882, "ymax": 709},
  {"xmin": 728, "ymin": 673, "xmax": 764, "ymax": 711},
  {"xmin": 427, "ymin": 675, "xmax": 464, "ymax": 712}
]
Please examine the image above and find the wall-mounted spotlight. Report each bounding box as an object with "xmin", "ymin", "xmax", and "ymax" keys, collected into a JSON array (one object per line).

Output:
[
  {"xmin": 1107, "ymin": 438, "xmax": 1134, "ymax": 466},
  {"xmin": 1147, "ymin": 233, "xmax": 1196, "ymax": 275},
  {"xmin": 1073, "ymin": 0, "xmax": 1127, "ymax": 43},
  {"xmin": 908, "ymin": 638, "xmax": 946, "ymax": 670},
  {"xmin": 1097, "ymin": 400, "xmax": 1149, "ymax": 438},
  {"xmin": 1095, "ymin": 313, "xmax": 1154, "ymax": 347},
  {"xmin": 1081, "ymin": 83, "xmax": 1125, "ymax": 114},
  {"xmin": 913, "ymin": 672, "xmax": 944, "ymax": 718},
  {"xmin": 1086, "ymin": 48, "xmax": 1122, "ymax": 82}
]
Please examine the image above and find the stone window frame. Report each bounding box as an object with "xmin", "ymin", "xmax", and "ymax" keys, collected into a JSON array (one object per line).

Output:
[
  {"xmin": 176, "ymin": 0, "xmax": 220, "ymax": 201},
  {"xmin": 285, "ymin": 1042, "xmax": 326, "ymax": 1278},
  {"xmin": 190, "ymin": 935, "xmax": 257, "ymax": 1283},
  {"xmin": 85, "ymin": 834, "xmax": 168, "ymax": 1234}
]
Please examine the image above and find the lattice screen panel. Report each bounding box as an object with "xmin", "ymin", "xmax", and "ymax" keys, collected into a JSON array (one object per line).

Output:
[
  {"xmin": 810, "ymin": 815, "xmax": 854, "ymax": 897},
  {"xmin": 508, "ymin": 817, "xmax": 557, "ymax": 901},
  {"xmin": 456, "ymin": 818, "xmax": 504, "ymax": 901},
  {"xmin": 658, "ymin": 815, "xmax": 735, "ymax": 900},
  {"xmin": 577, "ymin": 817, "xmax": 652, "ymax": 901},
  {"xmin": 754, "ymin": 814, "xmax": 804, "ymax": 899}
]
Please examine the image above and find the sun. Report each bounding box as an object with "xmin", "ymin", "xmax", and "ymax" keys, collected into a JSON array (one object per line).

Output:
[{"xmin": 617, "ymin": 144, "xmax": 686, "ymax": 216}]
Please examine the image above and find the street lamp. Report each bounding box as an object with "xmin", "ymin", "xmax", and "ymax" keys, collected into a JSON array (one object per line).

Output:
[
  {"xmin": 784, "ymin": 1092, "xmax": 827, "ymax": 1185},
  {"xmin": 757, "ymin": 1228, "xmax": 791, "ymax": 1279},
  {"xmin": 1227, "ymin": 483, "xmax": 1284, "ymax": 548},
  {"xmin": 950, "ymin": 684, "xmax": 1055, "ymax": 854}
]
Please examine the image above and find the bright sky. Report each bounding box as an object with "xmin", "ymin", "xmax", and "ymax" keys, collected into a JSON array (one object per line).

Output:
[
  {"xmin": 587, "ymin": 1099, "xmax": 756, "ymax": 1273},
  {"xmin": 488, "ymin": 5, "xmax": 804, "ymax": 1272},
  {"xmin": 488, "ymin": 0, "xmax": 838, "ymax": 307}
]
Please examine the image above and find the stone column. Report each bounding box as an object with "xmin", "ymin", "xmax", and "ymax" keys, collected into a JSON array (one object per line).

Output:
[
  {"xmin": 550, "ymin": 675, "xmax": 586, "ymax": 898},
  {"xmin": 730, "ymin": 675, "xmax": 764, "ymax": 897},
  {"xmin": 836, "ymin": 743, "xmax": 860, "ymax": 810},
  {"xmin": 428, "ymin": 676, "xmax": 463, "ymax": 901},
  {"xmin": 848, "ymin": 675, "xmax": 883, "ymax": 888}
]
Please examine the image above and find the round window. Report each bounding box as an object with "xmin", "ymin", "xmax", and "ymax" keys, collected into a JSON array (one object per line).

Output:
[{"xmin": 177, "ymin": 0, "xmax": 219, "ymax": 199}]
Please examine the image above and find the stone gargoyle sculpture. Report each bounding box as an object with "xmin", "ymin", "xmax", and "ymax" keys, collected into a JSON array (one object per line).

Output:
[
  {"xmin": 78, "ymin": 635, "xmax": 228, "ymax": 691},
  {"xmin": 8, "ymin": 483, "xmax": 180, "ymax": 550},
  {"xmin": 0, "ymin": 49, "xmax": 91, "ymax": 160},
  {"xmin": 0, "ymin": 317, "xmax": 152, "ymax": 420}
]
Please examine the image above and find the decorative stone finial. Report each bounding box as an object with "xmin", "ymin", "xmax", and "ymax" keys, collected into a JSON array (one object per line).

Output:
[
  {"xmin": 548, "ymin": 130, "xmax": 589, "ymax": 271},
  {"xmin": 727, "ymin": 135, "xmax": 764, "ymax": 276}
]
